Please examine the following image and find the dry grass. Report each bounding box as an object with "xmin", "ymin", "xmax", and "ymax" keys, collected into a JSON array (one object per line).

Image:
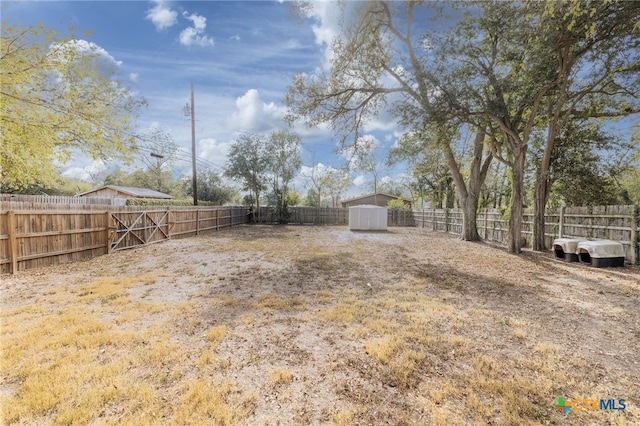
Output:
[
  {"xmin": 268, "ymin": 369, "xmax": 294, "ymax": 386},
  {"xmin": 2, "ymin": 225, "xmax": 639, "ymax": 425}
]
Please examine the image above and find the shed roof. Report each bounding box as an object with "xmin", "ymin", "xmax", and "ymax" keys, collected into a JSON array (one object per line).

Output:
[
  {"xmin": 79, "ymin": 185, "xmax": 173, "ymax": 199},
  {"xmin": 341, "ymin": 192, "xmax": 412, "ymax": 204}
]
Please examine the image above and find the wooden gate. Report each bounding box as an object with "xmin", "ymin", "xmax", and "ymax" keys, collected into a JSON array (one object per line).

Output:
[{"xmin": 110, "ymin": 210, "xmax": 170, "ymax": 251}]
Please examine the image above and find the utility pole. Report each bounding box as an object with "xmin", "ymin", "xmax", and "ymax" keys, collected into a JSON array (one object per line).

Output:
[
  {"xmin": 184, "ymin": 82, "xmax": 198, "ymax": 205},
  {"xmin": 150, "ymin": 152, "xmax": 164, "ymax": 191}
]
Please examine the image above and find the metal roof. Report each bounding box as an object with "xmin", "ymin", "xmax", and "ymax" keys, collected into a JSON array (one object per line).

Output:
[
  {"xmin": 78, "ymin": 185, "xmax": 173, "ymax": 199},
  {"xmin": 341, "ymin": 192, "xmax": 412, "ymax": 203}
]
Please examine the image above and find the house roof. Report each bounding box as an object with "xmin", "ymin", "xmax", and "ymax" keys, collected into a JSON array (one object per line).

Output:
[
  {"xmin": 341, "ymin": 192, "xmax": 413, "ymax": 204},
  {"xmin": 79, "ymin": 185, "xmax": 173, "ymax": 199}
]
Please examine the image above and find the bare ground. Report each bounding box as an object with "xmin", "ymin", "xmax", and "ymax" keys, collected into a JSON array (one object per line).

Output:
[{"xmin": 1, "ymin": 225, "xmax": 639, "ymax": 425}]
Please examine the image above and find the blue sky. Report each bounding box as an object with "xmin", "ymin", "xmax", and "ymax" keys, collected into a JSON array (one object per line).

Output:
[{"xmin": 5, "ymin": 0, "xmax": 407, "ymax": 197}]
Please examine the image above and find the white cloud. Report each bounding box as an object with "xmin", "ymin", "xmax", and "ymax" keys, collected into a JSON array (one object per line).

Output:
[
  {"xmin": 146, "ymin": 0, "xmax": 178, "ymax": 31},
  {"xmin": 61, "ymin": 159, "xmax": 107, "ymax": 182},
  {"xmin": 129, "ymin": 72, "xmax": 139, "ymax": 83},
  {"xmin": 179, "ymin": 12, "xmax": 214, "ymax": 47},
  {"xmin": 286, "ymin": 38, "xmax": 302, "ymax": 49},
  {"xmin": 302, "ymin": 1, "xmax": 356, "ymax": 69},
  {"xmin": 229, "ymin": 34, "xmax": 241, "ymax": 41},
  {"xmin": 226, "ymin": 89, "xmax": 285, "ymax": 133},
  {"xmin": 184, "ymin": 12, "xmax": 207, "ymax": 31},
  {"xmin": 198, "ymin": 137, "xmax": 232, "ymax": 171},
  {"xmin": 49, "ymin": 39, "xmax": 122, "ymax": 80},
  {"xmin": 299, "ymin": 162, "xmax": 336, "ymax": 179},
  {"xmin": 380, "ymin": 175, "xmax": 393, "ymax": 187},
  {"xmin": 352, "ymin": 174, "xmax": 366, "ymax": 186}
]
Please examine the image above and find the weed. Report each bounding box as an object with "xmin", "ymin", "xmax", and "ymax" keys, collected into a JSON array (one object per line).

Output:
[
  {"xmin": 253, "ymin": 294, "xmax": 306, "ymax": 311},
  {"xmin": 206, "ymin": 324, "xmax": 228, "ymax": 349},
  {"xmin": 269, "ymin": 369, "xmax": 294, "ymax": 386},
  {"xmin": 364, "ymin": 335, "xmax": 403, "ymax": 364}
]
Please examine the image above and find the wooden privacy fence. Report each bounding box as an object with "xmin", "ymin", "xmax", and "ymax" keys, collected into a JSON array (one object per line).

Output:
[
  {"xmin": 2, "ymin": 200, "xmax": 638, "ymax": 273},
  {"xmin": 0, "ymin": 205, "xmax": 248, "ymax": 274},
  {"xmin": 0, "ymin": 194, "xmax": 122, "ymax": 206},
  {"xmin": 257, "ymin": 206, "xmax": 415, "ymax": 226},
  {"xmin": 413, "ymin": 205, "xmax": 640, "ymax": 265}
]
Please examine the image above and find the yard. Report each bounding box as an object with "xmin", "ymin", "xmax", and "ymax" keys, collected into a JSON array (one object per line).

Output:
[{"xmin": 1, "ymin": 225, "xmax": 638, "ymax": 425}]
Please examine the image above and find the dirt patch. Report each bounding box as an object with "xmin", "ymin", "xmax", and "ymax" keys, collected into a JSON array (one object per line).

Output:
[{"xmin": 1, "ymin": 225, "xmax": 639, "ymax": 425}]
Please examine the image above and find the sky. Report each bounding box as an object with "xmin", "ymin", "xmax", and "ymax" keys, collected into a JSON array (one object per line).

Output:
[{"xmin": 4, "ymin": 0, "xmax": 408, "ymax": 198}]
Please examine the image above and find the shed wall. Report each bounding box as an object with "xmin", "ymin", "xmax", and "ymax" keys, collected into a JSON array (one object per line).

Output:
[{"xmin": 348, "ymin": 206, "xmax": 388, "ymax": 230}]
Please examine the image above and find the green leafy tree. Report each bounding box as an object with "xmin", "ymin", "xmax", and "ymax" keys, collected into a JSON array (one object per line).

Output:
[
  {"xmin": 287, "ymin": 190, "xmax": 302, "ymax": 207},
  {"xmin": 103, "ymin": 168, "xmax": 137, "ymax": 187},
  {"xmin": 286, "ymin": 2, "xmax": 493, "ymax": 242},
  {"xmin": 1, "ymin": 19, "xmax": 147, "ymax": 192},
  {"xmin": 387, "ymin": 198, "xmax": 410, "ymax": 210},
  {"xmin": 347, "ymin": 135, "xmax": 386, "ymax": 205},
  {"xmin": 390, "ymin": 130, "xmax": 462, "ymax": 210},
  {"xmin": 480, "ymin": 162, "xmax": 510, "ymax": 209},
  {"xmin": 8, "ymin": 174, "xmax": 92, "ymax": 196},
  {"xmin": 618, "ymin": 127, "xmax": 640, "ymax": 205},
  {"xmin": 532, "ymin": 120, "xmax": 631, "ymax": 207},
  {"xmin": 324, "ymin": 168, "xmax": 350, "ymax": 208},
  {"xmin": 301, "ymin": 163, "xmax": 349, "ymax": 208},
  {"xmin": 265, "ymin": 130, "xmax": 302, "ymax": 223},
  {"xmin": 304, "ymin": 188, "xmax": 320, "ymax": 207},
  {"xmin": 399, "ymin": 1, "xmax": 636, "ymax": 252},
  {"xmin": 528, "ymin": 0, "xmax": 640, "ymax": 250},
  {"xmin": 224, "ymin": 134, "xmax": 268, "ymax": 222},
  {"xmin": 192, "ymin": 170, "xmax": 236, "ymax": 205}
]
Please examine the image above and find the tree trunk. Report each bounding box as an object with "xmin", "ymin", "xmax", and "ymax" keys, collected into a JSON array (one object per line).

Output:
[
  {"xmin": 441, "ymin": 126, "xmax": 493, "ymax": 241},
  {"xmin": 533, "ymin": 116, "xmax": 557, "ymax": 251},
  {"xmin": 507, "ymin": 146, "xmax": 527, "ymax": 254},
  {"xmin": 445, "ymin": 178, "xmax": 455, "ymax": 209},
  {"xmin": 254, "ymin": 191, "xmax": 262, "ymax": 223},
  {"xmin": 533, "ymin": 177, "xmax": 551, "ymax": 251},
  {"xmin": 459, "ymin": 194, "xmax": 480, "ymax": 240}
]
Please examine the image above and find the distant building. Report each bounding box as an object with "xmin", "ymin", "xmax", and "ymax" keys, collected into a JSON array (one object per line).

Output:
[
  {"xmin": 78, "ymin": 185, "xmax": 173, "ymax": 203},
  {"xmin": 341, "ymin": 192, "xmax": 413, "ymax": 209}
]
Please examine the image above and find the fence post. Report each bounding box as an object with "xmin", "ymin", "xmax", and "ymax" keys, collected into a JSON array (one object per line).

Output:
[
  {"xmin": 8, "ymin": 210, "xmax": 18, "ymax": 274},
  {"xmin": 104, "ymin": 210, "xmax": 111, "ymax": 254},
  {"xmin": 483, "ymin": 209, "xmax": 488, "ymax": 239},
  {"xmin": 632, "ymin": 205, "xmax": 639, "ymax": 265},
  {"xmin": 558, "ymin": 206, "xmax": 565, "ymax": 238},
  {"xmin": 445, "ymin": 208, "xmax": 450, "ymax": 233},
  {"xmin": 196, "ymin": 208, "xmax": 200, "ymax": 235}
]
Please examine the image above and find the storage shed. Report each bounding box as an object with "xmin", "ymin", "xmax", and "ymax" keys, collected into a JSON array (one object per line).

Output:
[
  {"xmin": 341, "ymin": 192, "xmax": 413, "ymax": 209},
  {"xmin": 79, "ymin": 185, "xmax": 173, "ymax": 202},
  {"xmin": 348, "ymin": 205, "xmax": 387, "ymax": 231}
]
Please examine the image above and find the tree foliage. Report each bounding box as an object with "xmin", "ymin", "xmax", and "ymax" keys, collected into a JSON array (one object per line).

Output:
[
  {"xmin": 390, "ymin": 130, "xmax": 457, "ymax": 209},
  {"xmin": 301, "ymin": 163, "xmax": 349, "ymax": 208},
  {"xmin": 224, "ymin": 130, "xmax": 302, "ymax": 222},
  {"xmin": 265, "ymin": 130, "xmax": 302, "ymax": 223},
  {"xmin": 190, "ymin": 170, "xmax": 236, "ymax": 205},
  {"xmin": 1, "ymin": 19, "xmax": 147, "ymax": 192},
  {"xmin": 287, "ymin": 0, "xmax": 639, "ymax": 253},
  {"xmin": 286, "ymin": 1, "xmax": 493, "ymax": 241},
  {"xmin": 527, "ymin": 0, "xmax": 640, "ymax": 249},
  {"xmin": 224, "ymin": 134, "xmax": 268, "ymax": 221},
  {"xmin": 386, "ymin": 198, "xmax": 410, "ymax": 210}
]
